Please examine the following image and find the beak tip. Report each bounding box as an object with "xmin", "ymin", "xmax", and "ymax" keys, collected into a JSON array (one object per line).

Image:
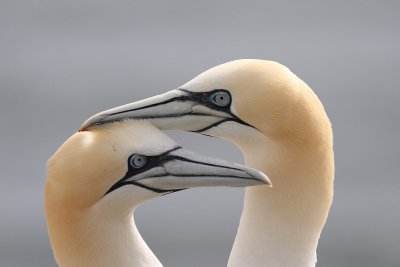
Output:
[
  {"xmin": 247, "ymin": 169, "xmax": 272, "ymax": 187},
  {"xmin": 79, "ymin": 118, "xmax": 93, "ymax": 132},
  {"xmin": 78, "ymin": 125, "xmax": 87, "ymax": 132},
  {"xmin": 254, "ymin": 171, "xmax": 272, "ymax": 187},
  {"xmin": 79, "ymin": 113, "xmax": 109, "ymax": 132},
  {"xmin": 263, "ymin": 177, "xmax": 273, "ymax": 187}
]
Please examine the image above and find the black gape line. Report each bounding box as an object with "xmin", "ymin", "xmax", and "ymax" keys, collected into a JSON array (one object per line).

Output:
[
  {"xmin": 105, "ymin": 146, "xmax": 183, "ymax": 195},
  {"xmin": 179, "ymin": 88, "xmax": 255, "ymax": 132},
  {"xmin": 94, "ymin": 88, "xmax": 255, "ymax": 131},
  {"xmin": 105, "ymin": 145, "xmax": 256, "ymax": 195}
]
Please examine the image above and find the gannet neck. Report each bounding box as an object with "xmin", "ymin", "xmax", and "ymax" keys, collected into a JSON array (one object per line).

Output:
[
  {"xmin": 228, "ymin": 87, "xmax": 334, "ymax": 267},
  {"xmin": 75, "ymin": 59, "xmax": 334, "ymax": 266},
  {"xmin": 45, "ymin": 120, "xmax": 269, "ymax": 266},
  {"xmin": 46, "ymin": 186, "xmax": 162, "ymax": 267}
]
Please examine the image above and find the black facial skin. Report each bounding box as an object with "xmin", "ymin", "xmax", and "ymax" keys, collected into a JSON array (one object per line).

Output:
[
  {"xmin": 105, "ymin": 147, "xmax": 184, "ymax": 195},
  {"xmin": 179, "ymin": 89, "xmax": 254, "ymax": 132},
  {"xmin": 105, "ymin": 143, "xmax": 257, "ymax": 196},
  {"xmin": 179, "ymin": 89, "xmax": 232, "ymax": 113},
  {"xmin": 94, "ymin": 89, "xmax": 254, "ymax": 132},
  {"xmin": 102, "ymin": 90, "xmax": 258, "ymax": 196}
]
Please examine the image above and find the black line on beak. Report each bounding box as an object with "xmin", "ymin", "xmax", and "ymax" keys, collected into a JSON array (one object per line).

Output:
[
  {"xmin": 105, "ymin": 146, "xmax": 182, "ymax": 195},
  {"xmin": 161, "ymin": 155, "xmax": 246, "ymax": 172},
  {"xmin": 104, "ymin": 145, "xmax": 258, "ymax": 195},
  {"xmin": 108, "ymin": 96, "xmax": 190, "ymax": 116},
  {"xmin": 94, "ymin": 89, "xmax": 255, "ymax": 132},
  {"xmin": 121, "ymin": 180, "xmax": 185, "ymax": 194},
  {"xmin": 178, "ymin": 88, "xmax": 256, "ymax": 132},
  {"xmin": 192, "ymin": 117, "xmax": 254, "ymax": 133}
]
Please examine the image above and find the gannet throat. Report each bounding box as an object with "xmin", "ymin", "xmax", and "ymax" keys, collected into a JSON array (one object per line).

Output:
[
  {"xmin": 45, "ymin": 120, "xmax": 270, "ymax": 267},
  {"xmin": 80, "ymin": 59, "xmax": 334, "ymax": 267}
]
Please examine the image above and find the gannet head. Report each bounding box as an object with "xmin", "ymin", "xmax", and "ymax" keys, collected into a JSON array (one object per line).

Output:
[
  {"xmin": 77, "ymin": 60, "xmax": 333, "ymax": 266},
  {"xmin": 46, "ymin": 120, "xmax": 270, "ymax": 266},
  {"xmin": 46, "ymin": 120, "xmax": 270, "ymax": 214},
  {"xmin": 80, "ymin": 59, "xmax": 331, "ymax": 148}
]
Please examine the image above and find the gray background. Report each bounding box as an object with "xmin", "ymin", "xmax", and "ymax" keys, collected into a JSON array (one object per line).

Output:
[{"xmin": 1, "ymin": 1, "xmax": 399, "ymax": 266}]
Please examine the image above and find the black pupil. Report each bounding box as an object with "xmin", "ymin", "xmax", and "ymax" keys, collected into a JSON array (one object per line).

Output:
[
  {"xmin": 131, "ymin": 155, "xmax": 147, "ymax": 168},
  {"xmin": 215, "ymin": 94, "xmax": 225, "ymax": 102},
  {"xmin": 136, "ymin": 157, "xmax": 143, "ymax": 165},
  {"xmin": 208, "ymin": 90, "xmax": 230, "ymax": 107}
]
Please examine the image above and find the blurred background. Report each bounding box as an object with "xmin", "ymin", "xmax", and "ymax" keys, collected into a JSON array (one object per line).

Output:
[{"xmin": 1, "ymin": 1, "xmax": 399, "ymax": 266}]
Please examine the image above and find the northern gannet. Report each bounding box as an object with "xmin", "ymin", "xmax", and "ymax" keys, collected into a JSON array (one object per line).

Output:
[
  {"xmin": 81, "ymin": 59, "xmax": 334, "ymax": 267},
  {"xmin": 45, "ymin": 120, "xmax": 270, "ymax": 267}
]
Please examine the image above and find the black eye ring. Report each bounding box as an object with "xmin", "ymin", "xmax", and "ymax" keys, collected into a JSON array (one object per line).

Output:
[
  {"xmin": 130, "ymin": 154, "xmax": 148, "ymax": 169},
  {"xmin": 208, "ymin": 90, "xmax": 231, "ymax": 107}
]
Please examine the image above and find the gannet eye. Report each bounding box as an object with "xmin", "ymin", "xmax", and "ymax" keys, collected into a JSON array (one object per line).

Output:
[
  {"xmin": 130, "ymin": 154, "xmax": 148, "ymax": 169},
  {"xmin": 208, "ymin": 90, "xmax": 231, "ymax": 107}
]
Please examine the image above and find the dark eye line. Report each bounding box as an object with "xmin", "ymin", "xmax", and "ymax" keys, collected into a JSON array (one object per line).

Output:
[
  {"xmin": 182, "ymin": 89, "xmax": 232, "ymax": 111},
  {"xmin": 130, "ymin": 154, "xmax": 147, "ymax": 168},
  {"xmin": 126, "ymin": 146, "xmax": 182, "ymax": 174},
  {"xmin": 104, "ymin": 147, "xmax": 182, "ymax": 196},
  {"xmin": 209, "ymin": 91, "xmax": 231, "ymax": 107},
  {"xmin": 178, "ymin": 88, "xmax": 257, "ymax": 132}
]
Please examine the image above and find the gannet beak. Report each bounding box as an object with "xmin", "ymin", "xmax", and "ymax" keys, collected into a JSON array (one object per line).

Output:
[
  {"xmin": 80, "ymin": 89, "xmax": 251, "ymax": 132},
  {"xmin": 107, "ymin": 147, "xmax": 271, "ymax": 195}
]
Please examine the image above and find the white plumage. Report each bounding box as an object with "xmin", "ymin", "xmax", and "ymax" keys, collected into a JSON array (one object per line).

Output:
[
  {"xmin": 45, "ymin": 120, "xmax": 269, "ymax": 266},
  {"xmin": 81, "ymin": 59, "xmax": 334, "ymax": 266}
]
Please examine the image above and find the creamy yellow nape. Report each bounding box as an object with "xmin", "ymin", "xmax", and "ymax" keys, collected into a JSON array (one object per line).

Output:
[
  {"xmin": 45, "ymin": 119, "xmax": 270, "ymax": 267},
  {"xmin": 77, "ymin": 59, "xmax": 334, "ymax": 267},
  {"xmin": 183, "ymin": 60, "xmax": 334, "ymax": 267},
  {"xmin": 45, "ymin": 121, "xmax": 169, "ymax": 267}
]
